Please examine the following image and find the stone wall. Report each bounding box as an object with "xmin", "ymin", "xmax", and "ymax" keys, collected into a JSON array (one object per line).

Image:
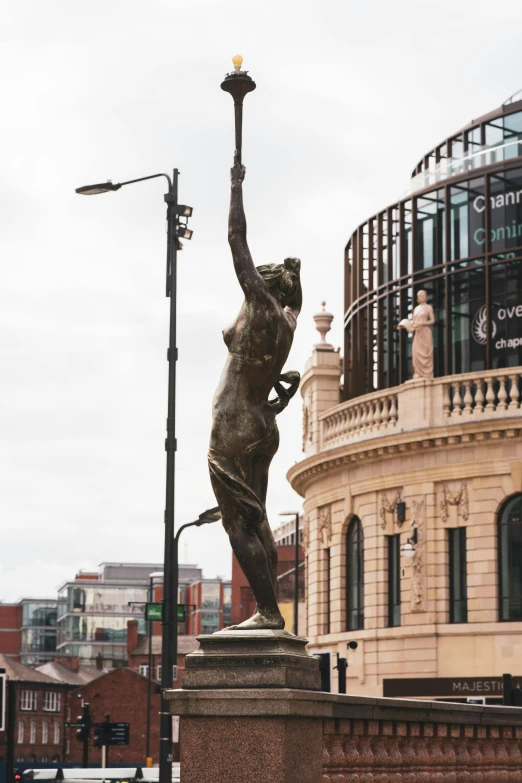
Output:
[
  {"xmin": 321, "ymin": 695, "xmax": 522, "ymax": 782},
  {"xmin": 289, "ymin": 345, "xmax": 522, "ymax": 696}
]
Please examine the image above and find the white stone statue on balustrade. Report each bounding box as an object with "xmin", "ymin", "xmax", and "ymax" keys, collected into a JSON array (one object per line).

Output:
[{"xmin": 398, "ymin": 290, "xmax": 435, "ymax": 380}]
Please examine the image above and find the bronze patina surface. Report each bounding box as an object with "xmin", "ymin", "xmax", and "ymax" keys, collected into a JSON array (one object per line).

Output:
[{"xmin": 208, "ymin": 159, "xmax": 302, "ymax": 631}]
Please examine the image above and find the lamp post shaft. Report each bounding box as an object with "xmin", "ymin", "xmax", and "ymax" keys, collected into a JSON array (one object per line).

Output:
[
  {"xmin": 159, "ymin": 168, "xmax": 179, "ymax": 783},
  {"xmin": 146, "ymin": 576, "xmax": 153, "ymax": 762},
  {"xmin": 234, "ymin": 102, "xmax": 244, "ymax": 165},
  {"xmin": 294, "ymin": 513, "xmax": 299, "ymax": 636}
]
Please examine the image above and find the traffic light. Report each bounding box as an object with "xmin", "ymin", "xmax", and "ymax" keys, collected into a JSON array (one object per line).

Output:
[
  {"xmin": 93, "ymin": 725, "xmax": 104, "ymax": 749},
  {"xmin": 76, "ymin": 715, "xmax": 88, "ymax": 743},
  {"xmin": 13, "ymin": 769, "xmax": 22, "ymax": 783}
]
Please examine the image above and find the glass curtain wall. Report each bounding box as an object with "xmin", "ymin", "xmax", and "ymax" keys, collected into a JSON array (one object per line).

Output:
[{"xmin": 344, "ymin": 160, "xmax": 522, "ymax": 399}]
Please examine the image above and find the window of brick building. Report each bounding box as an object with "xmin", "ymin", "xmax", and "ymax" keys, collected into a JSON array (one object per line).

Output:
[
  {"xmin": 30, "ymin": 721, "xmax": 36, "ymax": 744},
  {"xmin": 42, "ymin": 721, "xmax": 49, "ymax": 744},
  {"xmin": 53, "ymin": 721, "xmax": 60, "ymax": 745},
  {"xmin": 139, "ymin": 664, "xmax": 149, "ymax": 678},
  {"xmin": 20, "ymin": 691, "xmax": 37, "ymax": 711},
  {"xmin": 17, "ymin": 721, "xmax": 24, "ymax": 743},
  {"xmin": 156, "ymin": 665, "xmax": 177, "ymax": 682},
  {"xmin": 43, "ymin": 692, "xmax": 61, "ymax": 712}
]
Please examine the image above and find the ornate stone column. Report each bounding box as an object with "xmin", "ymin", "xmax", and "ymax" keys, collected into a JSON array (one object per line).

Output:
[{"xmin": 301, "ymin": 302, "xmax": 342, "ymax": 458}]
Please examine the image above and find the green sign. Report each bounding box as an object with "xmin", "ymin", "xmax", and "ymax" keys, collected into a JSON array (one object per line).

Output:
[
  {"xmin": 146, "ymin": 603, "xmax": 163, "ymax": 621},
  {"xmin": 145, "ymin": 603, "xmax": 185, "ymax": 622}
]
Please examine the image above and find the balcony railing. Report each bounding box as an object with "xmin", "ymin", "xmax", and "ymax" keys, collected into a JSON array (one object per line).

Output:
[
  {"xmin": 408, "ymin": 137, "xmax": 522, "ymax": 195},
  {"xmin": 321, "ymin": 388, "xmax": 400, "ymax": 450},
  {"xmin": 444, "ymin": 368, "xmax": 521, "ymax": 419},
  {"xmin": 319, "ymin": 368, "xmax": 522, "ymax": 452}
]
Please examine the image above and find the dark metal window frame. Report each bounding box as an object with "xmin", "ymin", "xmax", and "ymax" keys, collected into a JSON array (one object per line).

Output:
[
  {"xmin": 449, "ymin": 527, "xmax": 468, "ymax": 623},
  {"xmin": 346, "ymin": 517, "xmax": 364, "ymax": 631},
  {"xmin": 498, "ymin": 493, "xmax": 522, "ymax": 622},
  {"xmin": 325, "ymin": 547, "xmax": 331, "ymax": 635},
  {"xmin": 388, "ymin": 535, "xmax": 401, "ymax": 628}
]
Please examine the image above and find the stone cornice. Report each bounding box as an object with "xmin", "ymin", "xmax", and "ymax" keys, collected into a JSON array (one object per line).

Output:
[{"xmin": 287, "ymin": 418, "xmax": 522, "ymax": 497}]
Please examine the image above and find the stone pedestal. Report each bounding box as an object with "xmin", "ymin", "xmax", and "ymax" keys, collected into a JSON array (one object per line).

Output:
[{"xmin": 167, "ymin": 630, "xmax": 322, "ymax": 783}]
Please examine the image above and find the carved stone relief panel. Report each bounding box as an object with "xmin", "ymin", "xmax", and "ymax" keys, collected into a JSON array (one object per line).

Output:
[
  {"xmin": 440, "ymin": 482, "xmax": 469, "ymax": 524},
  {"xmin": 302, "ymin": 390, "xmax": 312, "ymax": 451},
  {"xmin": 379, "ymin": 490, "xmax": 403, "ymax": 533},
  {"xmin": 410, "ymin": 497, "xmax": 426, "ymax": 613},
  {"xmin": 302, "ymin": 515, "xmax": 310, "ymax": 554},
  {"xmin": 318, "ymin": 504, "xmax": 332, "ymax": 548}
]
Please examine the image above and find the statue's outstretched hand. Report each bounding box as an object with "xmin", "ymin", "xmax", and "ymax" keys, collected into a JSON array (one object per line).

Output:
[{"xmin": 231, "ymin": 153, "xmax": 246, "ymax": 185}]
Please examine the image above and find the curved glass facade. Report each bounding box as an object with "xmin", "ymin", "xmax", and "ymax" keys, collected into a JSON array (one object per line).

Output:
[{"xmin": 344, "ymin": 100, "xmax": 522, "ymax": 399}]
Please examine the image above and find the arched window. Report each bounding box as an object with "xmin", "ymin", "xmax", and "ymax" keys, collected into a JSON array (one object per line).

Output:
[
  {"xmin": 42, "ymin": 721, "xmax": 48, "ymax": 744},
  {"xmin": 30, "ymin": 720, "xmax": 36, "ymax": 744},
  {"xmin": 499, "ymin": 494, "xmax": 522, "ymax": 621},
  {"xmin": 346, "ymin": 517, "xmax": 364, "ymax": 630},
  {"xmin": 17, "ymin": 721, "xmax": 24, "ymax": 744},
  {"xmin": 53, "ymin": 721, "xmax": 60, "ymax": 745}
]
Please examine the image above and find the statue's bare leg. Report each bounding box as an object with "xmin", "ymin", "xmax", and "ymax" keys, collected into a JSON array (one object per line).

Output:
[
  {"xmin": 226, "ymin": 456, "xmax": 284, "ymax": 630},
  {"xmin": 225, "ymin": 523, "xmax": 284, "ymax": 630},
  {"xmin": 251, "ymin": 456, "xmax": 278, "ymax": 593}
]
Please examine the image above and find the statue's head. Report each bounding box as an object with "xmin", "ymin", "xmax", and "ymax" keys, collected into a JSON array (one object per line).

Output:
[
  {"xmin": 257, "ymin": 257, "xmax": 301, "ymax": 306},
  {"xmin": 417, "ymin": 289, "xmax": 428, "ymax": 304}
]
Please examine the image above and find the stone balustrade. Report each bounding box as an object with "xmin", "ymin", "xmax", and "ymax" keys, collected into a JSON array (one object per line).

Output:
[
  {"xmin": 444, "ymin": 368, "xmax": 522, "ymax": 419},
  {"xmin": 321, "ymin": 389, "xmax": 400, "ymax": 449},
  {"xmin": 319, "ymin": 368, "xmax": 522, "ymax": 452}
]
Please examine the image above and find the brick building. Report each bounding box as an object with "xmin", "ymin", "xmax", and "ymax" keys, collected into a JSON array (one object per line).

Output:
[
  {"xmin": 181, "ymin": 578, "xmax": 231, "ymax": 635},
  {"xmin": 0, "ymin": 654, "xmax": 69, "ymax": 764},
  {"xmin": 0, "ymin": 604, "xmax": 22, "ymax": 659},
  {"xmin": 125, "ymin": 619, "xmax": 197, "ymax": 687},
  {"xmin": 65, "ymin": 668, "xmax": 162, "ymax": 765}
]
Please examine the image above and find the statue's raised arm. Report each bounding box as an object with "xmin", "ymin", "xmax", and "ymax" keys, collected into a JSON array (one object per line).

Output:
[{"xmin": 228, "ymin": 159, "xmax": 271, "ymax": 303}]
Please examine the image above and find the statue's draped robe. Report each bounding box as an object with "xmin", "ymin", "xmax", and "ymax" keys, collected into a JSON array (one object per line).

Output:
[{"xmin": 412, "ymin": 304, "xmax": 434, "ymax": 379}]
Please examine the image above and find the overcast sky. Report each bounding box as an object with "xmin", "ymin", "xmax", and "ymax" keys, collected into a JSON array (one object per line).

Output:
[{"xmin": 1, "ymin": 0, "xmax": 521, "ymax": 602}]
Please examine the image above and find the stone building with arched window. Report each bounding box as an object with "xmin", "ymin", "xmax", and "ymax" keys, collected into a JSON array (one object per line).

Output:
[{"xmin": 287, "ymin": 96, "xmax": 522, "ymax": 700}]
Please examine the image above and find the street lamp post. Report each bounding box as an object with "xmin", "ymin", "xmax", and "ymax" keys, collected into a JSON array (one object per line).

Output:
[
  {"xmin": 279, "ymin": 511, "xmax": 301, "ymax": 636},
  {"xmin": 76, "ymin": 169, "xmax": 193, "ymax": 783},
  {"xmin": 146, "ymin": 571, "xmax": 164, "ymax": 766},
  {"xmin": 169, "ymin": 505, "xmax": 221, "ymax": 689}
]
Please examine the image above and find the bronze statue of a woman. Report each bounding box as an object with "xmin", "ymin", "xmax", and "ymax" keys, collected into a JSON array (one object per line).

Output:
[{"xmin": 208, "ymin": 157, "xmax": 302, "ymax": 631}]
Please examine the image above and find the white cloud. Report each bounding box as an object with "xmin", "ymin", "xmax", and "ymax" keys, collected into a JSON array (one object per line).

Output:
[{"xmin": 1, "ymin": 0, "xmax": 521, "ymax": 600}]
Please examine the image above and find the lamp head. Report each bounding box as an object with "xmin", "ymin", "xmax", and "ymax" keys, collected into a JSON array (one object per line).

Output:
[
  {"xmin": 232, "ymin": 54, "xmax": 243, "ymax": 72},
  {"xmin": 401, "ymin": 541, "xmax": 415, "ymax": 559},
  {"xmin": 75, "ymin": 181, "xmax": 121, "ymax": 195}
]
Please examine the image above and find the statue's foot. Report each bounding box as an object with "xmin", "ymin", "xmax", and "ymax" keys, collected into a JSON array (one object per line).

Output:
[{"xmin": 225, "ymin": 611, "xmax": 285, "ymax": 631}]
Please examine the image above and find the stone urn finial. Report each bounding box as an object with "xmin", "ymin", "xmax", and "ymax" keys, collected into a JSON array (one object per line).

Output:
[{"xmin": 313, "ymin": 301, "xmax": 334, "ymax": 348}]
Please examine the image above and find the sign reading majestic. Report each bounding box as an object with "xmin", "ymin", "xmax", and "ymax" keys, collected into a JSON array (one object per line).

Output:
[{"xmin": 383, "ymin": 676, "xmax": 521, "ymax": 699}]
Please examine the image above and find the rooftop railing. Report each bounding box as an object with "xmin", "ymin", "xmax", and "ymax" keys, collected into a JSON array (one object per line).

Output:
[{"xmin": 407, "ymin": 137, "xmax": 522, "ymax": 196}]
